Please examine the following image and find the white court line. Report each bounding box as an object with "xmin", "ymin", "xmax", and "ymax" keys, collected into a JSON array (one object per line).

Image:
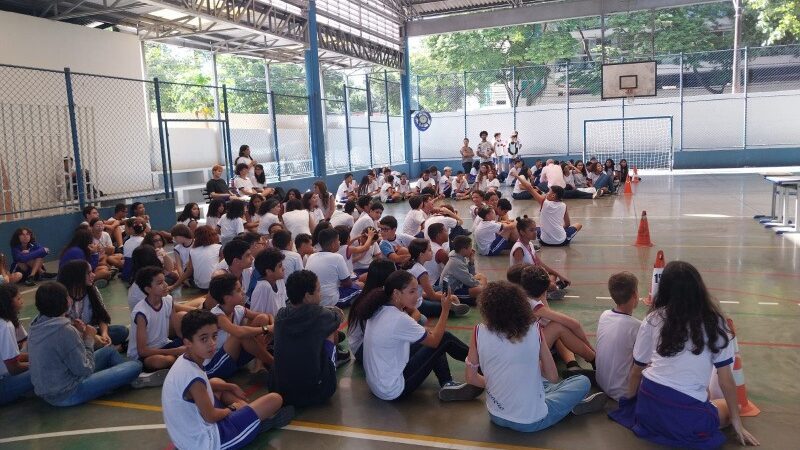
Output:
[
  {"xmin": 595, "ymin": 296, "xmax": 612, "ymax": 300},
  {"xmin": 563, "ymin": 295, "xmax": 580, "ymax": 299},
  {"xmin": 758, "ymin": 302, "xmax": 779, "ymax": 306},
  {"xmin": 0, "ymin": 425, "xmax": 166, "ymax": 444},
  {"xmin": 719, "ymin": 301, "xmax": 740, "ymax": 304}
]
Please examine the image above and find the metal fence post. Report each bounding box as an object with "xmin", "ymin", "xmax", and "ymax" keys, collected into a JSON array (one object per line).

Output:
[
  {"xmin": 365, "ymin": 74, "xmax": 374, "ymax": 167},
  {"xmin": 221, "ymin": 85, "xmax": 234, "ymax": 180},
  {"xmin": 63, "ymin": 68, "xmax": 85, "ymax": 209},
  {"xmin": 742, "ymin": 46, "xmax": 748, "ymax": 150},
  {"xmin": 566, "ymin": 62, "xmax": 571, "ymax": 156},
  {"xmin": 343, "ymin": 84, "xmax": 353, "ymax": 171},
  {"xmin": 153, "ymin": 78, "xmax": 170, "ymax": 197},
  {"xmin": 416, "ymin": 74, "xmax": 421, "ymax": 163},
  {"xmin": 679, "ymin": 52, "xmax": 684, "ymax": 152},
  {"xmin": 385, "ymin": 70, "xmax": 392, "ymax": 164},
  {"xmin": 269, "ymin": 92, "xmax": 281, "ymax": 180},
  {"xmin": 511, "ymin": 65, "xmax": 517, "ymax": 130},
  {"xmin": 463, "ymin": 71, "xmax": 468, "ymax": 138}
]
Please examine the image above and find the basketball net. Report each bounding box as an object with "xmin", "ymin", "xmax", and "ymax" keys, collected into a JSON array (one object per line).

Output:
[{"xmin": 625, "ymin": 88, "xmax": 636, "ymax": 105}]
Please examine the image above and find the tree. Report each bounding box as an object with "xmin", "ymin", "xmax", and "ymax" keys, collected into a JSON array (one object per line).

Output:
[{"xmin": 747, "ymin": 0, "xmax": 800, "ymax": 45}]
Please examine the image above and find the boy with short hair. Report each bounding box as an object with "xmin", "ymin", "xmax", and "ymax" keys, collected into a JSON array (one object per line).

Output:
[
  {"xmin": 249, "ymin": 249, "xmax": 287, "ymax": 316},
  {"xmin": 207, "ymin": 239, "xmax": 254, "ymax": 309},
  {"xmin": 595, "ymin": 272, "xmax": 641, "ymax": 401},
  {"xmin": 305, "ymin": 229, "xmax": 360, "ymax": 307},
  {"xmin": 476, "ymin": 130, "xmax": 493, "ymax": 164},
  {"xmin": 452, "ymin": 171, "xmax": 471, "ymax": 200},
  {"xmin": 271, "ymin": 230, "xmax": 303, "ymax": 281},
  {"xmin": 440, "ymin": 236, "xmax": 488, "ymax": 305},
  {"xmin": 336, "ymin": 173, "xmax": 357, "ymax": 203},
  {"xmin": 271, "ymin": 270, "xmax": 346, "ymax": 407},
  {"xmin": 169, "ymin": 224, "xmax": 194, "ymax": 285},
  {"xmin": 294, "ymin": 233, "xmax": 314, "ymax": 264},
  {"xmin": 424, "ymin": 222, "xmax": 450, "ymax": 287},
  {"xmin": 474, "ymin": 205, "xmax": 518, "ymax": 256},
  {"xmin": 350, "ymin": 202, "xmax": 383, "ymax": 238},
  {"xmin": 162, "ymin": 309, "xmax": 293, "ymax": 450},
  {"xmin": 528, "ymin": 185, "xmax": 583, "ymax": 246},
  {"xmin": 438, "ymin": 167, "xmax": 453, "ymax": 198},
  {"xmin": 402, "ymin": 195, "xmax": 429, "ymax": 237},
  {"xmin": 204, "ymin": 273, "xmax": 274, "ymax": 378},
  {"xmin": 396, "ymin": 173, "xmax": 412, "ymax": 199},
  {"xmin": 380, "ymin": 174, "xmax": 402, "ymax": 203},
  {"xmin": 329, "ymin": 200, "xmax": 356, "ymax": 228},
  {"xmin": 377, "ymin": 216, "xmax": 413, "ymax": 267},
  {"xmin": 416, "ymin": 170, "xmax": 435, "ymax": 193}
]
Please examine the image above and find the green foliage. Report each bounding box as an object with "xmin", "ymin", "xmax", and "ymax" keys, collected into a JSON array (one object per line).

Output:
[{"xmin": 747, "ymin": 0, "xmax": 800, "ymax": 45}]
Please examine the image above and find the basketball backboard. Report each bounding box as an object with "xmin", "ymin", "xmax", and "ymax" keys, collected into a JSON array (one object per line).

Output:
[{"xmin": 601, "ymin": 61, "xmax": 657, "ymax": 100}]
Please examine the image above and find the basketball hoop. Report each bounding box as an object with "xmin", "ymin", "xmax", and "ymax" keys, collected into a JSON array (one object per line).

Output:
[{"xmin": 625, "ymin": 88, "xmax": 636, "ymax": 104}]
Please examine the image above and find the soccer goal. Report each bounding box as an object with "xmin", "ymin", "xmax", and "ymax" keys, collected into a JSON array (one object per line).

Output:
[{"xmin": 583, "ymin": 116, "xmax": 674, "ymax": 171}]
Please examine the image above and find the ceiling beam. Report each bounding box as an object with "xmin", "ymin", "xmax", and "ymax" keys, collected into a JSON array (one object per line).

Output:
[{"xmin": 406, "ymin": 0, "xmax": 725, "ymax": 37}]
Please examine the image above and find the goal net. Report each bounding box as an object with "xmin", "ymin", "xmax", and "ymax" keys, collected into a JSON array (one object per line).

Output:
[{"xmin": 583, "ymin": 116, "xmax": 673, "ymax": 171}]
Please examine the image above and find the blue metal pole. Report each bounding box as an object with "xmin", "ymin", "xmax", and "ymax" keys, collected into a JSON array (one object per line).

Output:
[
  {"xmin": 269, "ymin": 92, "xmax": 281, "ymax": 180},
  {"xmin": 343, "ymin": 85, "xmax": 353, "ymax": 171},
  {"xmin": 365, "ymin": 74, "xmax": 374, "ymax": 167},
  {"xmin": 64, "ymin": 68, "xmax": 85, "ymax": 209},
  {"xmin": 304, "ymin": 0, "xmax": 326, "ymax": 177},
  {"xmin": 742, "ymin": 46, "xmax": 748, "ymax": 150},
  {"xmin": 679, "ymin": 52, "xmax": 684, "ymax": 151},
  {"xmin": 511, "ymin": 65, "xmax": 517, "ymax": 130},
  {"xmin": 221, "ymin": 85, "xmax": 234, "ymax": 180},
  {"xmin": 164, "ymin": 122, "xmax": 175, "ymax": 198},
  {"xmin": 565, "ymin": 63, "xmax": 571, "ymax": 156},
  {"xmin": 153, "ymin": 78, "xmax": 170, "ymax": 197},
  {"xmin": 400, "ymin": 31, "xmax": 414, "ymax": 171}
]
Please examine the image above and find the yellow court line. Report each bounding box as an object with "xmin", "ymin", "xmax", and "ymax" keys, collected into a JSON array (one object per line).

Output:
[{"xmin": 88, "ymin": 400, "xmax": 548, "ymax": 450}]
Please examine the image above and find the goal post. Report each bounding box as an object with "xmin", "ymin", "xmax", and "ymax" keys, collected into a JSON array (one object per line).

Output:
[{"xmin": 583, "ymin": 116, "xmax": 674, "ymax": 171}]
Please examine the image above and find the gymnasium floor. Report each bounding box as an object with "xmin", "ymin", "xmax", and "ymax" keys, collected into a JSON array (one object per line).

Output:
[{"xmin": 2, "ymin": 171, "xmax": 798, "ymax": 450}]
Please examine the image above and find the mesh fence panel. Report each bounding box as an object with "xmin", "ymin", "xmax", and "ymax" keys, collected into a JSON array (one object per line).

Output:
[
  {"xmin": 746, "ymin": 45, "xmax": 800, "ymax": 93},
  {"xmin": 324, "ymin": 99, "xmax": 350, "ymax": 173},
  {"xmin": 224, "ymin": 87, "xmax": 277, "ymax": 181},
  {"xmin": 273, "ymin": 93, "xmax": 312, "ymax": 179},
  {"xmin": 368, "ymin": 75, "xmax": 390, "ymax": 166},
  {"xmin": 682, "ymin": 49, "xmax": 734, "ymax": 96},
  {"xmin": 387, "ymin": 81, "xmax": 405, "ymax": 164},
  {"xmin": 347, "ymin": 86, "xmax": 371, "ymax": 169}
]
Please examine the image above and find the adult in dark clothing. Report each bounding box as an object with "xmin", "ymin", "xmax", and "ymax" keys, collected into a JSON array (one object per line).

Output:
[
  {"xmin": 205, "ymin": 164, "xmax": 232, "ymax": 200},
  {"xmin": 270, "ymin": 270, "xmax": 343, "ymax": 407}
]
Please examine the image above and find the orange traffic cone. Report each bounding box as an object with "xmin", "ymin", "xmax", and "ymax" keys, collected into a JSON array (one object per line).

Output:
[
  {"xmin": 634, "ymin": 211, "xmax": 653, "ymax": 247},
  {"xmin": 643, "ymin": 250, "xmax": 666, "ymax": 306},
  {"xmin": 728, "ymin": 318, "xmax": 761, "ymax": 417},
  {"xmin": 623, "ymin": 175, "xmax": 633, "ymax": 195},
  {"xmin": 632, "ymin": 165, "xmax": 640, "ymax": 183}
]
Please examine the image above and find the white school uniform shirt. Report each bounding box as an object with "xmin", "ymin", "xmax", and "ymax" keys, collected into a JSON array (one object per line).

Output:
[
  {"xmin": 329, "ymin": 210, "xmax": 355, "ymax": 229},
  {"xmin": 368, "ymin": 179, "xmax": 380, "ymax": 194},
  {"xmin": 506, "ymin": 167, "xmax": 519, "ymax": 186},
  {"xmin": 424, "ymin": 240, "xmax": 448, "ymax": 286},
  {"xmin": 189, "ymin": 244, "xmax": 222, "ymax": 289},
  {"xmin": 402, "ymin": 209, "xmax": 427, "ymax": 236},
  {"xmin": 233, "ymin": 176, "xmax": 254, "ymax": 193},
  {"xmin": 397, "ymin": 180, "xmax": 411, "ymax": 195},
  {"xmin": 596, "ymin": 309, "xmax": 642, "ymax": 401},
  {"xmin": 438, "ymin": 175, "xmax": 452, "ymax": 193},
  {"xmin": 353, "ymin": 242, "xmax": 379, "ymax": 271},
  {"xmin": 249, "ymin": 175, "xmax": 267, "ymax": 190},
  {"xmin": 347, "ymin": 322, "xmax": 365, "ymax": 356},
  {"xmin": 280, "ymin": 250, "xmax": 304, "ymax": 281},
  {"xmin": 538, "ymin": 200, "xmax": 567, "ymax": 245},
  {"xmin": 217, "ymin": 216, "xmax": 245, "ymax": 242},
  {"xmin": 633, "ymin": 310, "xmax": 735, "ymax": 402},
  {"xmin": 363, "ymin": 305, "xmax": 427, "ymax": 400},
  {"xmin": 512, "ymin": 174, "xmax": 527, "ymax": 194},
  {"xmin": 475, "ymin": 177, "xmax": 489, "ymax": 192},
  {"xmin": 256, "ymin": 212, "xmax": 281, "ymax": 235},
  {"xmin": 0, "ymin": 318, "xmax": 20, "ymax": 378},
  {"xmin": 422, "ymin": 215, "xmax": 457, "ymax": 240},
  {"xmin": 123, "ymin": 235, "xmax": 144, "ymax": 258},
  {"xmin": 350, "ymin": 213, "xmax": 376, "ymax": 239},
  {"xmin": 406, "ymin": 262, "xmax": 427, "ymax": 308},
  {"xmin": 493, "ymin": 139, "xmax": 507, "ymax": 157},
  {"xmin": 416, "ymin": 177, "xmax": 435, "ymax": 192},
  {"xmin": 305, "ymin": 252, "xmax": 350, "ymax": 307},
  {"xmin": 208, "ymin": 304, "xmax": 245, "ymax": 357},
  {"xmin": 173, "ymin": 243, "xmax": 192, "ymax": 270},
  {"xmin": 205, "ymin": 215, "xmax": 221, "ymax": 230},
  {"xmin": 476, "ymin": 322, "xmax": 547, "ymax": 424},
  {"xmin": 282, "ymin": 210, "xmax": 312, "ymax": 236},
  {"xmin": 486, "ymin": 178, "xmax": 501, "ymax": 191},
  {"xmin": 127, "ymin": 283, "xmax": 147, "ymax": 310},
  {"xmin": 474, "ymin": 220, "xmax": 502, "ymax": 255},
  {"xmin": 128, "ymin": 295, "xmax": 174, "ymax": 359},
  {"xmin": 453, "ymin": 177, "xmax": 470, "ymax": 193},
  {"xmin": 379, "ymin": 183, "xmax": 394, "ymax": 202},
  {"xmin": 250, "ymin": 279, "xmax": 287, "ymax": 316},
  {"xmin": 335, "ymin": 181, "xmax": 350, "ymax": 201},
  {"xmin": 337, "ymin": 245, "xmax": 354, "ymax": 274},
  {"xmin": 94, "ymin": 231, "xmax": 113, "ymax": 250},
  {"xmin": 162, "ymin": 355, "xmax": 220, "ymax": 450},
  {"xmin": 509, "ymin": 240, "xmax": 536, "ymax": 266}
]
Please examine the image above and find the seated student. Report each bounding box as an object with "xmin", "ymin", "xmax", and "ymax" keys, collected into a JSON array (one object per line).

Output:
[
  {"xmin": 234, "ymin": 163, "xmax": 258, "ymax": 196},
  {"xmin": 465, "ymin": 281, "xmax": 604, "ymax": 433},
  {"xmin": 527, "ymin": 185, "xmax": 583, "ymax": 246},
  {"xmin": 377, "ymin": 216, "xmax": 413, "ymax": 267},
  {"xmin": 366, "ymin": 172, "xmax": 381, "ymax": 197},
  {"xmin": 250, "ymin": 164, "xmax": 275, "ymax": 197},
  {"xmin": 101, "ymin": 203, "xmax": 128, "ymax": 251},
  {"xmin": 90, "ymin": 218, "xmax": 123, "ymax": 270},
  {"xmin": 520, "ymin": 266, "xmax": 597, "ymax": 374},
  {"xmin": 0, "ymin": 284, "xmax": 33, "ymax": 405},
  {"xmin": 407, "ymin": 239, "xmax": 470, "ymax": 318},
  {"xmin": 561, "ymin": 163, "xmax": 596, "ymax": 199},
  {"xmin": 209, "ymin": 239, "xmax": 254, "ymax": 303},
  {"xmin": 511, "ymin": 217, "xmax": 571, "ymax": 295},
  {"xmin": 271, "ymin": 230, "xmax": 302, "ymax": 281},
  {"xmin": 28, "ymin": 282, "xmax": 142, "ymax": 406},
  {"xmin": 609, "ymin": 261, "xmax": 759, "ymax": 449},
  {"xmin": 305, "ymin": 229, "xmax": 360, "ymax": 307},
  {"xmin": 250, "ymin": 249, "xmax": 287, "ymax": 316},
  {"xmin": 330, "ymin": 200, "xmax": 356, "ymax": 228},
  {"xmin": 121, "ymin": 218, "xmax": 146, "ymax": 281},
  {"xmin": 303, "ymin": 192, "xmax": 325, "ymax": 229},
  {"xmin": 380, "ymin": 175, "xmax": 402, "ymax": 203},
  {"xmin": 176, "ymin": 203, "xmax": 201, "ymax": 233},
  {"xmin": 452, "ymin": 171, "xmax": 471, "ymax": 200},
  {"xmin": 401, "ymin": 195, "xmax": 429, "ymax": 237},
  {"xmin": 358, "ymin": 270, "xmax": 481, "ymax": 401},
  {"xmin": 438, "ymin": 167, "xmax": 453, "ymax": 198},
  {"xmin": 9, "ymin": 227, "xmax": 54, "ymax": 287},
  {"xmin": 59, "ymin": 260, "xmax": 128, "ymax": 348},
  {"xmin": 506, "ymin": 158, "xmax": 523, "ymax": 187},
  {"xmin": 256, "ymin": 198, "xmax": 282, "ymax": 236},
  {"xmin": 596, "ymin": 272, "xmax": 641, "ymax": 402},
  {"xmin": 128, "ymin": 267, "xmax": 193, "ymax": 383},
  {"xmin": 473, "ymin": 205, "xmax": 518, "ymax": 256},
  {"xmin": 311, "ymin": 221, "xmax": 332, "ymax": 253},
  {"xmin": 294, "ymin": 233, "xmax": 315, "ymax": 265},
  {"xmin": 217, "ymin": 200, "xmax": 246, "ymax": 247},
  {"xmin": 440, "ymin": 236, "xmax": 488, "ymax": 305},
  {"xmin": 0, "ymin": 253, "xmax": 24, "ymax": 286},
  {"xmin": 187, "ymin": 226, "xmax": 223, "ymax": 291},
  {"xmin": 485, "ymin": 170, "xmax": 501, "ymax": 193},
  {"xmin": 351, "ymin": 201, "xmax": 383, "ymax": 238},
  {"xmin": 59, "ymin": 228, "xmax": 112, "ymax": 286},
  {"xmin": 346, "ymin": 261, "xmax": 395, "ymax": 362},
  {"xmin": 396, "ymin": 173, "xmax": 412, "ymax": 199},
  {"xmin": 496, "ymin": 198, "xmax": 513, "ymax": 222},
  {"xmin": 204, "ymin": 273, "xmax": 274, "ymax": 378},
  {"xmin": 272, "ymin": 270, "xmax": 347, "ymax": 407},
  {"xmin": 335, "ymin": 173, "xmax": 358, "ymax": 203},
  {"xmin": 169, "ymin": 224, "xmax": 194, "ymax": 288},
  {"xmin": 282, "ymin": 198, "xmax": 315, "ymax": 237},
  {"xmin": 206, "ymin": 198, "xmax": 226, "ymax": 230},
  {"xmin": 245, "ymin": 194, "xmax": 265, "ymax": 231},
  {"xmin": 351, "ymin": 226, "xmax": 381, "ymax": 277},
  {"xmin": 143, "ymin": 232, "xmax": 179, "ymax": 283},
  {"xmin": 587, "ymin": 161, "xmax": 615, "ymax": 196},
  {"xmin": 126, "ymin": 245, "xmax": 166, "ymax": 309},
  {"xmin": 424, "ymin": 223, "xmax": 450, "ymax": 288},
  {"xmin": 162, "ymin": 310, "xmax": 293, "ymax": 450},
  {"xmin": 469, "ymin": 190, "xmax": 485, "ymax": 222},
  {"xmin": 416, "ymin": 170, "xmax": 436, "ymax": 194}
]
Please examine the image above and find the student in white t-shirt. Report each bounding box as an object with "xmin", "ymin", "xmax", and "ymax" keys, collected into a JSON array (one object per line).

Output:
[
  {"xmin": 438, "ymin": 167, "xmax": 453, "ymax": 198},
  {"xmin": 305, "ymin": 229, "xmax": 359, "ymax": 307},
  {"xmin": 596, "ymin": 272, "xmax": 641, "ymax": 402},
  {"xmin": 0, "ymin": 284, "xmax": 33, "ymax": 405},
  {"xmin": 233, "ymin": 163, "xmax": 258, "ymax": 196},
  {"xmin": 270, "ymin": 230, "xmax": 304, "ymax": 281},
  {"xmin": 396, "ymin": 173, "xmax": 412, "ymax": 199},
  {"xmin": 355, "ymin": 270, "xmax": 482, "ymax": 402},
  {"xmin": 121, "ymin": 219, "xmax": 146, "ymax": 282},
  {"xmin": 485, "ymin": 170, "xmax": 501, "ymax": 192},
  {"xmin": 416, "ymin": 170, "xmax": 436, "ymax": 194},
  {"xmin": 465, "ymin": 281, "xmax": 601, "ymax": 433},
  {"xmin": 161, "ymin": 309, "xmax": 292, "ymax": 450},
  {"xmin": 187, "ymin": 226, "xmax": 223, "ymax": 290},
  {"xmin": 451, "ymin": 172, "xmax": 471, "ymax": 200},
  {"xmin": 217, "ymin": 200, "xmax": 246, "ymax": 246},
  {"xmin": 282, "ymin": 199, "xmax": 314, "ymax": 237},
  {"xmin": 351, "ymin": 202, "xmax": 383, "ymax": 239},
  {"xmin": 610, "ymin": 261, "xmax": 759, "ymax": 448},
  {"xmin": 380, "ymin": 174, "xmax": 402, "ymax": 203},
  {"xmin": 256, "ymin": 198, "xmax": 282, "ymax": 236},
  {"xmin": 335, "ymin": 173, "xmax": 358, "ymax": 203},
  {"xmin": 330, "ymin": 200, "xmax": 356, "ymax": 228},
  {"xmin": 492, "ymin": 132, "xmax": 507, "ymax": 172},
  {"xmin": 529, "ymin": 186, "xmax": 583, "ymax": 246},
  {"xmin": 402, "ymin": 195, "xmax": 429, "ymax": 237},
  {"xmin": 423, "ymin": 223, "xmax": 450, "ymax": 288},
  {"xmin": 169, "ymin": 224, "xmax": 194, "ymax": 288},
  {"xmin": 473, "ymin": 206, "xmax": 518, "ymax": 256},
  {"xmin": 249, "ymin": 249, "xmax": 287, "ymax": 316},
  {"xmin": 407, "ymin": 238, "xmax": 469, "ymax": 319}
]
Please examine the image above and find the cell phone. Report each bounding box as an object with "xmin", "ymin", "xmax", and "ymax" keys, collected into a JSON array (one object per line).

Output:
[{"xmin": 441, "ymin": 279, "xmax": 450, "ymax": 297}]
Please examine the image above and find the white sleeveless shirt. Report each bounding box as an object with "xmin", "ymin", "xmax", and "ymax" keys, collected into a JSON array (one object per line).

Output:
[{"xmin": 509, "ymin": 240, "xmax": 536, "ymax": 266}]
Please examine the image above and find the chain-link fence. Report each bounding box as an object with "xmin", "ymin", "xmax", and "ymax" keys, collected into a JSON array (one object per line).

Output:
[{"xmin": 413, "ymin": 44, "xmax": 800, "ymax": 164}]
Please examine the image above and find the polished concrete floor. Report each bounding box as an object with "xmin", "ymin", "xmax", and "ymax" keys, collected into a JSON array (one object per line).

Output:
[{"xmin": 2, "ymin": 172, "xmax": 798, "ymax": 450}]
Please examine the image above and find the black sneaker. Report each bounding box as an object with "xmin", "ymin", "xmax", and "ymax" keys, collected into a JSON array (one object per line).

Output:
[
  {"xmin": 572, "ymin": 391, "xmax": 608, "ymax": 415},
  {"xmin": 23, "ymin": 279, "xmax": 36, "ymax": 287},
  {"xmin": 257, "ymin": 405, "xmax": 295, "ymax": 433},
  {"xmin": 40, "ymin": 271, "xmax": 58, "ymax": 279},
  {"xmin": 561, "ymin": 367, "xmax": 596, "ymax": 386},
  {"xmin": 335, "ymin": 349, "xmax": 351, "ymax": 368},
  {"xmin": 438, "ymin": 381, "xmax": 483, "ymax": 401},
  {"xmin": 450, "ymin": 303, "xmax": 470, "ymax": 317}
]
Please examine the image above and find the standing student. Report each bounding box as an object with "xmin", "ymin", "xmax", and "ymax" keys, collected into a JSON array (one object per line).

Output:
[
  {"xmin": 493, "ymin": 133, "xmax": 507, "ymax": 173},
  {"xmin": 204, "ymin": 273, "xmax": 274, "ymax": 378},
  {"xmin": 28, "ymin": 282, "xmax": 142, "ymax": 406},
  {"xmin": 162, "ymin": 309, "xmax": 293, "ymax": 450},
  {"xmin": 407, "ymin": 239, "xmax": 470, "ymax": 318},
  {"xmin": 507, "ymin": 131, "xmax": 521, "ymax": 159},
  {"xmin": 596, "ymin": 272, "xmax": 641, "ymax": 402},
  {"xmin": 0, "ymin": 284, "xmax": 33, "ymax": 405},
  {"xmin": 271, "ymin": 270, "xmax": 345, "ymax": 407},
  {"xmin": 465, "ymin": 281, "xmax": 603, "ymax": 433},
  {"xmin": 9, "ymin": 227, "xmax": 53, "ymax": 286},
  {"xmin": 59, "ymin": 260, "xmax": 128, "ymax": 348},
  {"xmin": 460, "ymin": 138, "xmax": 475, "ymax": 176},
  {"xmin": 358, "ymin": 271, "xmax": 482, "ymax": 401},
  {"xmin": 249, "ymin": 249, "xmax": 287, "ymax": 316},
  {"xmin": 476, "ymin": 130, "xmax": 493, "ymax": 165},
  {"xmin": 305, "ymin": 229, "xmax": 359, "ymax": 307},
  {"xmin": 609, "ymin": 261, "xmax": 759, "ymax": 449},
  {"xmin": 217, "ymin": 200, "xmax": 246, "ymax": 246}
]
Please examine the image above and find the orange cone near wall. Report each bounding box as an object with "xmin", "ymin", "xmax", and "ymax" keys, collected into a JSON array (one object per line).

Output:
[
  {"xmin": 727, "ymin": 318, "xmax": 761, "ymax": 417},
  {"xmin": 623, "ymin": 175, "xmax": 633, "ymax": 195},
  {"xmin": 634, "ymin": 211, "xmax": 654, "ymax": 247},
  {"xmin": 643, "ymin": 250, "xmax": 666, "ymax": 306}
]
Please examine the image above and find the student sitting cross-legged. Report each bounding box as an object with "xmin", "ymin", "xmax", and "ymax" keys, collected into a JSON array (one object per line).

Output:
[
  {"xmin": 306, "ymin": 228, "xmax": 361, "ymax": 308},
  {"xmin": 473, "ymin": 205, "xmax": 518, "ymax": 256},
  {"xmin": 464, "ymin": 281, "xmax": 604, "ymax": 433},
  {"xmin": 249, "ymin": 249, "xmax": 287, "ymax": 317},
  {"xmin": 271, "ymin": 270, "xmax": 348, "ymax": 407},
  {"xmin": 162, "ymin": 309, "xmax": 293, "ymax": 450},
  {"xmin": 0, "ymin": 284, "xmax": 33, "ymax": 405},
  {"xmin": 28, "ymin": 282, "xmax": 142, "ymax": 406},
  {"xmin": 204, "ymin": 273, "xmax": 275, "ymax": 379},
  {"xmin": 440, "ymin": 236, "xmax": 488, "ymax": 305}
]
